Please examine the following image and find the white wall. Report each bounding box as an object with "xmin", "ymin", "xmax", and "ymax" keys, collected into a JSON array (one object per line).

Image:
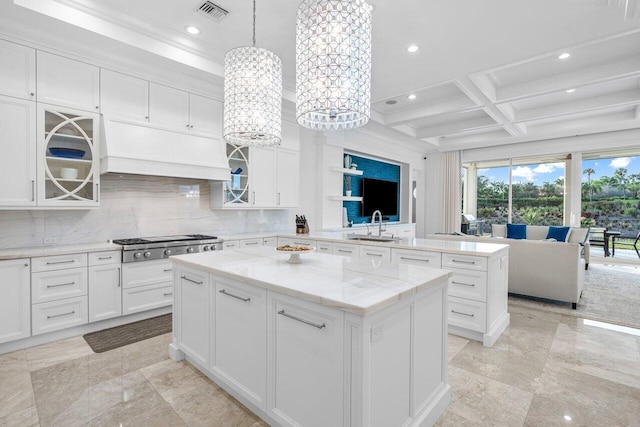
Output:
[{"xmin": 0, "ymin": 174, "xmax": 292, "ymax": 249}]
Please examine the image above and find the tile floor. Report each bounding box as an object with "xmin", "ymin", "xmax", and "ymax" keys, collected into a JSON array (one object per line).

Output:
[{"xmin": 1, "ymin": 304, "xmax": 639, "ymax": 426}]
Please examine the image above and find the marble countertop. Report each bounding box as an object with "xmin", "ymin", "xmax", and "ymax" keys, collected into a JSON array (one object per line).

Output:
[
  {"xmin": 0, "ymin": 242, "xmax": 122, "ymax": 260},
  {"xmin": 171, "ymin": 246, "xmax": 451, "ymax": 316}
]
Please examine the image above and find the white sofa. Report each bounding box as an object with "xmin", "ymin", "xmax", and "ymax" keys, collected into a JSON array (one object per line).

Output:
[{"xmin": 431, "ymin": 225, "xmax": 588, "ymax": 308}]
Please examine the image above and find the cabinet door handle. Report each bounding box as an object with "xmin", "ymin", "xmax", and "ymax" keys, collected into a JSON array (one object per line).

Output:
[
  {"xmin": 451, "ymin": 309, "xmax": 474, "ymax": 317},
  {"xmin": 278, "ymin": 310, "xmax": 326, "ymax": 329},
  {"xmin": 98, "ymin": 256, "xmax": 113, "ymax": 260},
  {"xmin": 164, "ymin": 292, "xmax": 173, "ymax": 297},
  {"xmin": 24, "ymin": 263, "xmax": 29, "ymax": 267},
  {"xmin": 252, "ymin": 191, "xmax": 256, "ymax": 205},
  {"xmin": 47, "ymin": 310, "xmax": 75, "ymax": 319},
  {"xmin": 400, "ymin": 256, "xmax": 429, "ymax": 262},
  {"xmin": 164, "ymin": 268, "xmax": 174, "ymax": 272},
  {"xmin": 277, "ymin": 192, "xmax": 281, "ymax": 205},
  {"xmin": 451, "ymin": 259, "xmax": 476, "ymax": 265},
  {"xmin": 46, "ymin": 260, "xmax": 75, "ymax": 265},
  {"xmin": 337, "ymin": 249, "xmax": 352, "ymax": 253},
  {"xmin": 366, "ymin": 252, "xmax": 383, "ymax": 257},
  {"xmin": 181, "ymin": 275, "xmax": 203, "ymax": 285},
  {"xmin": 219, "ymin": 289, "xmax": 251, "ymax": 302},
  {"xmin": 452, "ymin": 281, "xmax": 475, "ymax": 287},
  {"xmin": 117, "ymin": 267, "xmax": 121, "ymax": 287},
  {"xmin": 30, "ymin": 92, "xmax": 35, "ymax": 97},
  {"xmin": 31, "ymin": 180, "xmax": 35, "ymax": 201},
  {"xmin": 46, "ymin": 281, "xmax": 75, "ymax": 288},
  {"xmin": 96, "ymin": 183, "xmax": 99, "ymax": 202}
]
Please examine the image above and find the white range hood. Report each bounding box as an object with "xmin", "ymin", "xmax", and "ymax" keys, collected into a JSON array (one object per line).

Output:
[{"xmin": 100, "ymin": 117, "xmax": 230, "ymax": 181}]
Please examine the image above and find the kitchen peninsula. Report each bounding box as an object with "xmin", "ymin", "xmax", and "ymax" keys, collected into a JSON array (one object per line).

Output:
[{"xmin": 169, "ymin": 246, "xmax": 451, "ymax": 427}]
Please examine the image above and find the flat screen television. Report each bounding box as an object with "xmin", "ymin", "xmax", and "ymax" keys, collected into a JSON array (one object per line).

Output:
[{"xmin": 362, "ymin": 178, "xmax": 399, "ymax": 217}]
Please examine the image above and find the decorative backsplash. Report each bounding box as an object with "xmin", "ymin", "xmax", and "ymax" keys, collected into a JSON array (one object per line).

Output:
[
  {"xmin": 343, "ymin": 154, "xmax": 400, "ymax": 225},
  {"xmin": 0, "ymin": 175, "xmax": 291, "ymax": 249}
]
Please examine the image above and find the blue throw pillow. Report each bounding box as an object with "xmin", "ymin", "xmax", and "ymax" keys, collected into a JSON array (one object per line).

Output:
[
  {"xmin": 546, "ymin": 226, "xmax": 570, "ymax": 242},
  {"xmin": 506, "ymin": 223, "xmax": 527, "ymax": 239}
]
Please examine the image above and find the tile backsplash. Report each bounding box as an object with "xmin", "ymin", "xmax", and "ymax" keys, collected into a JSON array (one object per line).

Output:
[{"xmin": 0, "ymin": 174, "xmax": 292, "ymax": 249}]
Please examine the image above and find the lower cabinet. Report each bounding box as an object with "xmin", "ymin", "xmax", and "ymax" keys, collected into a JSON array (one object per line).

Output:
[
  {"xmin": 176, "ymin": 267, "xmax": 210, "ymax": 367},
  {"xmin": 0, "ymin": 259, "xmax": 31, "ymax": 344},
  {"xmin": 359, "ymin": 245, "xmax": 391, "ymax": 262},
  {"xmin": 332, "ymin": 242, "xmax": 359, "ymax": 258},
  {"xmin": 122, "ymin": 259, "xmax": 173, "ymax": 315},
  {"xmin": 268, "ymin": 294, "xmax": 344, "ymax": 427},
  {"xmin": 213, "ymin": 279, "xmax": 267, "ymax": 410},
  {"xmin": 88, "ymin": 263, "xmax": 122, "ymax": 322},
  {"xmin": 32, "ymin": 296, "xmax": 88, "ymax": 336}
]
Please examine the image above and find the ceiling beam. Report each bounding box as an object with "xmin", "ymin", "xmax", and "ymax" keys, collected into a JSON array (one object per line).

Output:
[
  {"xmin": 415, "ymin": 117, "xmax": 498, "ymax": 139},
  {"xmin": 513, "ymin": 89, "xmax": 640, "ymax": 122},
  {"xmin": 496, "ymin": 55, "xmax": 640, "ymax": 102},
  {"xmin": 383, "ymin": 97, "xmax": 477, "ymax": 126}
]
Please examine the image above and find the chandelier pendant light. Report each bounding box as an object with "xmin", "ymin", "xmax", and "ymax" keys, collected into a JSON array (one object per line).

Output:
[
  {"xmin": 223, "ymin": 0, "xmax": 282, "ymax": 146},
  {"xmin": 296, "ymin": 0, "xmax": 373, "ymax": 131}
]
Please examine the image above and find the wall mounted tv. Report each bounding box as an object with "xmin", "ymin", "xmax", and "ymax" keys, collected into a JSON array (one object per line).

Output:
[{"xmin": 362, "ymin": 177, "xmax": 399, "ymax": 217}]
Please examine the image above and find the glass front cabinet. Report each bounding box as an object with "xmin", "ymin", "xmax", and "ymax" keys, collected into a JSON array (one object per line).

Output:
[
  {"xmin": 223, "ymin": 144, "xmax": 250, "ymax": 206},
  {"xmin": 37, "ymin": 104, "xmax": 100, "ymax": 207}
]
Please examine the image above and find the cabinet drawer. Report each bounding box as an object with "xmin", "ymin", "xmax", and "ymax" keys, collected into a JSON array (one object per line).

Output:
[
  {"xmin": 448, "ymin": 269, "xmax": 488, "ymax": 302},
  {"xmin": 391, "ymin": 249, "xmax": 441, "ymax": 268},
  {"xmin": 277, "ymin": 237, "xmax": 292, "ymax": 246},
  {"xmin": 123, "ymin": 282, "xmax": 173, "ymax": 315},
  {"xmin": 290, "ymin": 238, "xmax": 316, "ymax": 247},
  {"xmin": 32, "ymin": 296, "xmax": 88, "ymax": 336},
  {"xmin": 332, "ymin": 243, "xmax": 359, "ymax": 258},
  {"xmin": 359, "ymin": 245, "xmax": 391, "ymax": 262},
  {"xmin": 32, "ymin": 253, "xmax": 87, "ymax": 272},
  {"xmin": 442, "ymin": 253, "xmax": 487, "ymax": 272},
  {"xmin": 263, "ymin": 237, "xmax": 278, "ymax": 247},
  {"xmin": 223, "ymin": 240, "xmax": 239, "ymax": 250},
  {"xmin": 88, "ymin": 250, "xmax": 121, "ymax": 266},
  {"xmin": 122, "ymin": 259, "xmax": 173, "ymax": 289},
  {"xmin": 240, "ymin": 238, "xmax": 263, "ymax": 248},
  {"xmin": 317, "ymin": 241, "xmax": 333, "ymax": 253},
  {"xmin": 32, "ymin": 268, "xmax": 88, "ymax": 304},
  {"xmin": 447, "ymin": 296, "xmax": 486, "ymax": 333}
]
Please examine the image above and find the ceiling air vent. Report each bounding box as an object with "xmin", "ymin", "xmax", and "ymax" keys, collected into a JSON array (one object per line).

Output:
[{"xmin": 195, "ymin": 1, "xmax": 230, "ymax": 22}]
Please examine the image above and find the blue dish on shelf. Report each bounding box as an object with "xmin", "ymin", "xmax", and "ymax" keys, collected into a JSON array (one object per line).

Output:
[{"xmin": 48, "ymin": 148, "xmax": 86, "ymax": 159}]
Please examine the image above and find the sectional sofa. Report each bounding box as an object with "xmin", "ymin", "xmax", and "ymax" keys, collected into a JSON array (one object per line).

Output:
[{"xmin": 431, "ymin": 225, "xmax": 589, "ymax": 308}]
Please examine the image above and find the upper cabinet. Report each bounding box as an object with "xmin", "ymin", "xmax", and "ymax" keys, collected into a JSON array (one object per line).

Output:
[
  {"xmin": 100, "ymin": 69, "xmax": 149, "ymax": 122},
  {"xmin": 189, "ymin": 93, "xmax": 221, "ymax": 137},
  {"xmin": 0, "ymin": 39, "xmax": 36, "ymax": 101},
  {"xmin": 149, "ymin": 83, "xmax": 190, "ymax": 130},
  {"xmin": 36, "ymin": 51, "xmax": 100, "ymax": 113}
]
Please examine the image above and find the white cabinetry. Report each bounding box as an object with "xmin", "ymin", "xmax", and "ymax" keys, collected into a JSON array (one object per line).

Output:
[
  {"xmin": 332, "ymin": 242, "xmax": 359, "ymax": 258},
  {"xmin": 0, "ymin": 259, "xmax": 31, "ymax": 344},
  {"xmin": 263, "ymin": 237, "xmax": 278, "ymax": 247},
  {"xmin": 0, "ymin": 39, "xmax": 36, "ymax": 101},
  {"xmin": 149, "ymin": 83, "xmax": 190, "ymax": 130},
  {"xmin": 268, "ymin": 294, "xmax": 344, "ymax": 427},
  {"xmin": 239, "ymin": 238, "xmax": 263, "ymax": 248},
  {"xmin": 122, "ymin": 259, "xmax": 173, "ymax": 315},
  {"xmin": 276, "ymin": 149, "xmax": 300, "ymax": 208},
  {"xmin": 100, "ymin": 69, "xmax": 149, "ymax": 122},
  {"xmin": 213, "ymin": 279, "xmax": 267, "ymax": 409},
  {"xmin": 88, "ymin": 251, "xmax": 122, "ymax": 322},
  {"xmin": 36, "ymin": 51, "xmax": 99, "ymax": 112},
  {"xmin": 176, "ymin": 267, "xmax": 210, "ymax": 367},
  {"xmin": 189, "ymin": 93, "xmax": 221, "ymax": 136},
  {"xmin": 317, "ymin": 241, "xmax": 333, "ymax": 253},
  {"xmin": 0, "ymin": 96, "xmax": 36, "ymax": 207},
  {"xmin": 223, "ymin": 240, "xmax": 239, "ymax": 250},
  {"xmin": 392, "ymin": 248, "xmax": 441, "ymax": 268},
  {"xmin": 359, "ymin": 245, "xmax": 391, "ymax": 262},
  {"xmin": 251, "ymin": 147, "xmax": 278, "ymax": 207}
]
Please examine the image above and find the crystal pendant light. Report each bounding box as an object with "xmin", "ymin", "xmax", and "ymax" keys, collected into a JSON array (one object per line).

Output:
[
  {"xmin": 223, "ymin": 0, "xmax": 282, "ymax": 146},
  {"xmin": 296, "ymin": 0, "xmax": 373, "ymax": 131}
]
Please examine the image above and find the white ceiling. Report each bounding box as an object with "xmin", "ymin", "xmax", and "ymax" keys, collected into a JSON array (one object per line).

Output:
[{"xmin": 3, "ymin": 0, "xmax": 640, "ymax": 152}]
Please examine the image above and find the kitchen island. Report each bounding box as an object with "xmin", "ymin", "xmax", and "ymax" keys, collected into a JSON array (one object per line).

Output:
[{"xmin": 169, "ymin": 246, "xmax": 451, "ymax": 427}]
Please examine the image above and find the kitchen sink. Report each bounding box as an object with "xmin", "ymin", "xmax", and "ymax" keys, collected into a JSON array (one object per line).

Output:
[{"xmin": 346, "ymin": 234, "xmax": 400, "ymax": 242}]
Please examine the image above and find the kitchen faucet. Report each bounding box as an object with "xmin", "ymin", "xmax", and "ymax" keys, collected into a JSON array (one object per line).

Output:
[{"xmin": 371, "ymin": 210, "xmax": 383, "ymax": 237}]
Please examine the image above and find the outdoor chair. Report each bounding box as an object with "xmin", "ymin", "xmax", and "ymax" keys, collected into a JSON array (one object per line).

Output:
[
  {"xmin": 588, "ymin": 227, "xmax": 607, "ymax": 256},
  {"xmin": 635, "ymin": 231, "xmax": 640, "ymax": 259}
]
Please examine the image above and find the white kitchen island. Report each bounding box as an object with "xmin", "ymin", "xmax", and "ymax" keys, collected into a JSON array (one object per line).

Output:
[{"xmin": 169, "ymin": 246, "xmax": 452, "ymax": 427}]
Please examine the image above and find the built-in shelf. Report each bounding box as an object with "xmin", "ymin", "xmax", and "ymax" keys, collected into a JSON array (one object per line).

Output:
[
  {"xmin": 329, "ymin": 196, "xmax": 363, "ymax": 202},
  {"xmin": 331, "ymin": 167, "xmax": 363, "ymax": 176}
]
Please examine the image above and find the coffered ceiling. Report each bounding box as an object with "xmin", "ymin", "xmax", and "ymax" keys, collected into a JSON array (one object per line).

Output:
[{"xmin": 2, "ymin": 0, "xmax": 640, "ymax": 152}]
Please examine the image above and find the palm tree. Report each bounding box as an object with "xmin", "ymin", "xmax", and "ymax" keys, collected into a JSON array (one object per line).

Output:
[
  {"xmin": 583, "ymin": 168, "xmax": 595, "ymax": 202},
  {"xmin": 613, "ymin": 168, "xmax": 628, "ymax": 198}
]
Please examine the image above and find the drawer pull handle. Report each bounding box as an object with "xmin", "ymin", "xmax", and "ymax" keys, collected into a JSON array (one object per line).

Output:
[
  {"xmin": 164, "ymin": 269, "xmax": 174, "ymax": 272},
  {"xmin": 451, "ymin": 259, "xmax": 476, "ymax": 265},
  {"xmin": 163, "ymin": 292, "xmax": 173, "ymax": 296},
  {"xmin": 451, "ymin": 309, "xmax": 475, "ymax": 317},
  {"xmin": 46, "ymin": 260, "xmax": 75, "ymax": 265},
  {"xmin": 400, "ymin": 256, "xmax": 429, "ymax": 262},
  {"xmin": 47, "ymin": 281, "xmax": 75, "ymax": 288},
  {"xmin": 452, "ymin": 281, "xmax": 475, "ymax": 287},
  {"xmin": 278, "ymin": 310, "xmax": 326, "ymax": 329},
  {"xmin": 47, "ymin": 310, "xmax": 75, "ymax": 319},
  {"xmin": 181, "ymin": 275, "xmax": 203, "ymax": 285},
  {"xmin": 219, "ymin": 289, "xmax": 251, "ymax": 302},
  {"xmin": 337, "ymin": 249, "xmax": 352, "ymax": 253},
  {"xmin": 98, "ymin": 256, "xmax": 113, "ymax": 260},
  {"xmin": 366, "ymin": 252, "xmax": 383, "ymax": 257},
  {"xmin": 245, "ymin": 242, "xmax": 259, "ymax": 246}
]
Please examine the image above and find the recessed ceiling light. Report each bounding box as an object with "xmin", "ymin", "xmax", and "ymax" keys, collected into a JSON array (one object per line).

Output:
[
  {"xmin": 407, "ymin": 94, "xmax": 417, "ymax": 100},
  {"xmin": 558, "ymin": 52, "xmax": 571, "ymax": 60},
  {"xmin": 407, "ymin": 45, "xmax": 420, "ymax": 53},
  {"xmin": 566, "ymin": 88, "xmax": 576, "ymax": 93},
  {"xmin": 185, "ymin": 25, "xmax": 200, "ymax": 35},
  {"xmin": 385, "ymin": 100, "xmax": 398, "ymax": 105}
]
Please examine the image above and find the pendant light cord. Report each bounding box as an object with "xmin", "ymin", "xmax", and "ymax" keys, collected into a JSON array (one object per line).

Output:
[{"xmin": 252, "ymin": 0, "xmax": 256, "ymax": 47}]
